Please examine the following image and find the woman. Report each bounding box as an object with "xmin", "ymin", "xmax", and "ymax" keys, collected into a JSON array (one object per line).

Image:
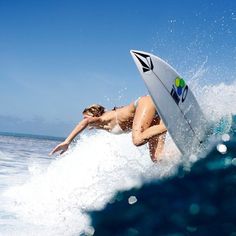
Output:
[{"xmin": 50, "ymin": 95, "xmax": 167, "ymax": 162}]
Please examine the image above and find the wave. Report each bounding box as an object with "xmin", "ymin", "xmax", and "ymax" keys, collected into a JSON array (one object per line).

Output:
[
  {"xmin": 90, "ymin": 117, "xmax": 236, "ymax": 235},
  {"xmin": 1, "ymin": 81, "xmax": 236, "ymax": 235},
  {"xmin": 2, "ymin": 130, "xmax": 180, "ymax": 236}
]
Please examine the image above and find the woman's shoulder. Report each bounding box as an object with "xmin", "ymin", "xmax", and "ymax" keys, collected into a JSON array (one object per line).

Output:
[
  {"xmin": 101, "ymin": 110, "xmax": 115, "ymax": 121},
  {"xmin": 116, "ymin": 104, "xmax": 135, "ymax": 118}
]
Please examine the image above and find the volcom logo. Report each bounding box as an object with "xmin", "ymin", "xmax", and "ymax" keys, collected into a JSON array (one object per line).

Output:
[
  {"xmin": 133, "ymin": 52, "xmax": 153, "ymax": 73},
  {"xmin": 170, "ymin": 77, "xmax": 188, "ymax": 105}
]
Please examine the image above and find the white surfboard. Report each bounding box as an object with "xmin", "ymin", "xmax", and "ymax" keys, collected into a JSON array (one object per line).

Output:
[{"xmin": 130, "ymin": 50, "xmax": 207, "ymax": 155}]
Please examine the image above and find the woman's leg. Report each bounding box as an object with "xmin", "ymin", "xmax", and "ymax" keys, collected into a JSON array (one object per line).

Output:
[
  {"xmin": 148, "ymin": 132, "xmax": 166, "ymax": 162},
  {"xmin": 132, "ymin": 95, "xmax": 166, "ymax": 161},
  {"xmin": 132, "ymin": 96, "xmax": 156, "ymax": 145}
]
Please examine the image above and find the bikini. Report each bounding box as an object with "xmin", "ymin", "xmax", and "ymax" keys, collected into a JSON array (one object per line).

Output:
[
  {"xmin": 110, "ymin": 108, "xmax": 124, "ymax": 134},
  {"xmin": 110, "ymin": 97, "xmax": 142, "ymax": 134}
]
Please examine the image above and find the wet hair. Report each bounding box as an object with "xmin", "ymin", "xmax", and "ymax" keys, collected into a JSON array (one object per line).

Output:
[{"xmin": 83, "ymin": 104, "xmax": 105, "ymax": 117}]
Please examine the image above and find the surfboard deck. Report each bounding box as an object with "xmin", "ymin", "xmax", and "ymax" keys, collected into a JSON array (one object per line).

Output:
[{"xmin": 130, "ymin": 50, "xmax": 207, "ymax": 155}]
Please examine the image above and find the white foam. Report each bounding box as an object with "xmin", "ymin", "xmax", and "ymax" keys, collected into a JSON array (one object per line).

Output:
[{"xmin": 2, "ymin": 130, "xmax": 180, "ymax": 236}]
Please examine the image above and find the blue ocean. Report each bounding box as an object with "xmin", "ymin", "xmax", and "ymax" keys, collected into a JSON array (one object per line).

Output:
[{"xmin": 0, "ymin": 83, "xmax": 235, "ymax": 236}]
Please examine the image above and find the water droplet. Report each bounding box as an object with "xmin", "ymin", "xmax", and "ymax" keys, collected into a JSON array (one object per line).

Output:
[
  {"xmin": 217, "ymin": 144, "xmax": 227, "ymax": 154},
  {"xmin": 222, "ymin": 134, "xmax": 230, "ymax": 142},
  {"xmin": 128, "ymin": 196, "xmax": 137, "ymax": 205},
  {"xmin": 85, "ymin": 226, "xmax": 95, "ymax": 235}
]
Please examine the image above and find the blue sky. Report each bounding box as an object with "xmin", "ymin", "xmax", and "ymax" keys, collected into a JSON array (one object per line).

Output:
[{"xmin": 0, "ymin": 0, "xmax": 236, "ymax": 137}]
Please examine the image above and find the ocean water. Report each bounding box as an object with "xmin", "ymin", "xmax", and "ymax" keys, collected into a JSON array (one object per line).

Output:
[
  {"xmin": 91, "ymin": 129, "xmax": 236, "ymax": 236},
  {"xmin": 0, "ymin": 82, "xmax": 235, "ymax": 236}
]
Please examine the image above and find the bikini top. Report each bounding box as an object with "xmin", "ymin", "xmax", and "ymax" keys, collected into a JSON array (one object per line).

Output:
[
  {"xmin": 109, "ymin": 109, "xmax": 124, "ymax": 135},
  {"xmin": 110, "ymin": 123, "xmax": 124, "ymax": 134}
]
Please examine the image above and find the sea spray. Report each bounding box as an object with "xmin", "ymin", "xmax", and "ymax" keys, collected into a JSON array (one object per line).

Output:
[{"xmin": 2, "ymin": 131, "xmax": 180, "ymax": 236}]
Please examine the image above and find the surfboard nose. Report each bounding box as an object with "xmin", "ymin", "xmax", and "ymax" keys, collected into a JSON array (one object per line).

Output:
[
  {"xmin": 130, "ymin": 49, "xmax": 150, "ymax": 55},
  {"xmin": 130, "ymin": 50, "xmax": 137, "ymax": 59},
  {"xmin": 130, "ymin": 50, "xmax": 154, "ymax": 73},
  {"xmin": 130, "ymin": 50, "xmax": 143, "ymax": 57}
]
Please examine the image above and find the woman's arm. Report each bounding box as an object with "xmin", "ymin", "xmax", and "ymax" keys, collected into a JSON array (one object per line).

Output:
[
  {"xmin": 49, "ymin": 117, "xmax": 101, "ymax": 155},
  {"xmin": 140, "ymin": 120, "xmax": 167, "ymax": 141},
  {"xmin": 132, "ymin": 120, "xmax": 167, "ymax": 146},
  {"xmin": 64, "ymin": 119, "xmax": 89, "ymax": 144}
]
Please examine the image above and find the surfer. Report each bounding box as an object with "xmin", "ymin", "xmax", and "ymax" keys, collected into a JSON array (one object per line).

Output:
[{"xmin": 50, "ymin": 95, "xmax": 167, "ymax": 162}]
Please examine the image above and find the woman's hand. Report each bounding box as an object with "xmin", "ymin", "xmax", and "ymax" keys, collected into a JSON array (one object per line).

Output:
[
  {"xmin": 49, "ymin": 141, "xmax": 70, "ymax": 156},
  {"xmin": 49, "ymin": 117, "xmax": 101, "ymax": 156}
]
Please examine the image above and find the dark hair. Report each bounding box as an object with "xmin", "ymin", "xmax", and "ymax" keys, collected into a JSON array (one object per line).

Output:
[{"xmin": 83, "ymin": 104, "xmax": 105, "ymax": 117}]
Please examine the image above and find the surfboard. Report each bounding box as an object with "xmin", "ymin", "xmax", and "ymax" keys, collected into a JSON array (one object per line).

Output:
[{"xmin": 130, "ymin": 50, "xmax": 207, "ymax": 155}]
